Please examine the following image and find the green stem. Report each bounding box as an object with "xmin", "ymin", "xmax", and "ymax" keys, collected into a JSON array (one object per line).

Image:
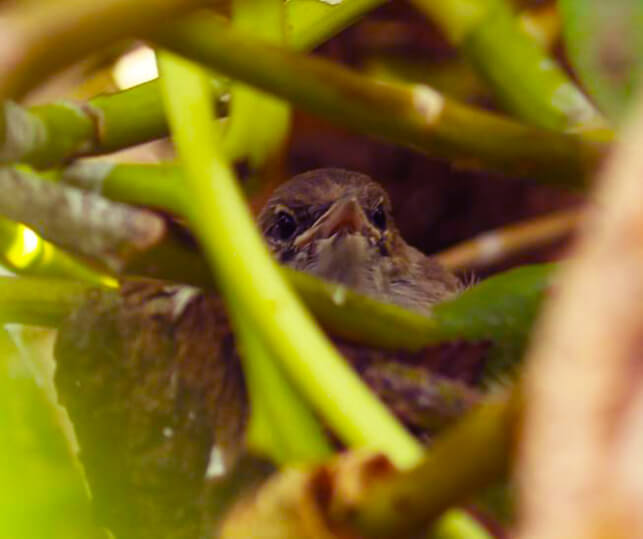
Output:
[
  {"xmin": 223, "ymin": 0, "xmax": 332, "ymax": 466},
  {"xmin": 153, "ymin": 13, "xmax": 605, "ymax": 186},
  {"xmin": 1, "ymin": 0, "xmax": 387, "ymax": 167},
  {"xmin": 62, "ymin": 161, "xmax": 187, "ymax": 215},
  {"xmin": 1, "ymin": 80, "xmax": 227, "ymax": 169},
  {"xmin": 158, "ymin": 50, "xmax": 423, "ymax": 469},
  {"xmin": 238, "ymin": 316, "xmax": 333, "ymax": 465},
  {"xmin": 410, "ymin": 0, "xmax": 610, "ymax": 134},
  {"xmin": 222, "ymin": 0, "xmax": 291, "ymax": 169},
  {"xmin": 285, "ymin": 0, "xmax": 388, "ymax": 51}
]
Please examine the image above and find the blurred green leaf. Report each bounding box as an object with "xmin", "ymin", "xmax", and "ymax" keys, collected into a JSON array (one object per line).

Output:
[
  {"xmin": 0, "ymin": 328, "xmax": 102, "ymax": 538},
  {"xmin": 433, "ymin": 264, "xmax": 556, "ymax": 382},
  {"xmin": 560, "ymin": 0, "xmax": 643, "ymax": 120}
]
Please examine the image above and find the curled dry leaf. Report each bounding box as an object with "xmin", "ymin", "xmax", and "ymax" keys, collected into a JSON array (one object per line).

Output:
[{"xmin": 219, "ymin": 450, "xmax": 395, "ymax": 539}]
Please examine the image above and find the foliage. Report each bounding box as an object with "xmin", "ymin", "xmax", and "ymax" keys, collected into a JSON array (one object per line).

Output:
[
  {"xmin": 560, "ymin": 0, "xmax": 643, "ymax": 121},
  {"xmin": 0, "ymin": 0, "xmax": 640, "ymax": 538}
]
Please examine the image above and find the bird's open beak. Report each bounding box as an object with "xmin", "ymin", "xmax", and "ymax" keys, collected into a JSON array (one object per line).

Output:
[{"xmin": 294, "ymin": 197, "xmax": 378, "ymax": 248}]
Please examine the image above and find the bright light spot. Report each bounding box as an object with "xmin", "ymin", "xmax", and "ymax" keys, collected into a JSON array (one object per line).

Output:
[
  {"xmin": 332, "ymin": 285, "xmax": 347, "ymax": 305},
  {"xmin": 477, "ymin": 233, "xmax": 504, "ymax": 263},
  {"xmin": 205, "ymin": 446, "xmax": 226, "ymax": 479},
  {"xmin": 413, "ymin": 85, "xmax": 445, "ymax": 123},
  {"xmin": 100, "ymin": 275, "xmax": 120, "ymax": 288},
  {"xmin": 7, "ymin": 225, "xmax": 41, "ymax": 269},
  {"xmin": 113, "ymin": 46, "xmax": 158, "ymax": 89}
]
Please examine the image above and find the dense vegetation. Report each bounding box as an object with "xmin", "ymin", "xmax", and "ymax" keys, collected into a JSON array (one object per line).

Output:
[{"xmin": 0, "ymin": 1, "xmax": 641, "ymax": 537}]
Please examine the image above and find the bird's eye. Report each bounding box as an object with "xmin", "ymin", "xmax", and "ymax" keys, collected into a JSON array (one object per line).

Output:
[
  {"xmin": 273, "ymin": 211, "xmax": 297, "ymax": 240},
  {"xmin": 371, "ymin": 205, "xmax": 387, "ymax": 230}
]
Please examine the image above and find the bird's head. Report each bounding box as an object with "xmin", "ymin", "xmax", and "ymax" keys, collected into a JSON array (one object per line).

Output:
[{"xmin": 258, "ymin": 168, "xmax": 460, "ymax": 312}]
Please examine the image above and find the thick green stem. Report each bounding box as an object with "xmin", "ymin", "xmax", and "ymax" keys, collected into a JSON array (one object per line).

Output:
[
  {"xmin": 1, "ymin": 0, "xmax": 386, "ymax": 167},
  {"xmin": 0, "ymin": 80, "xmax": 227, "ymax": 169},
  {"xmin": 221, "ymin": 0, "xmax": 331, "ymax": 467},
  {"xmin": 410, "ymin": 0, "xmax": 610, "ymax": 134},
  {"xmin": 153, "ymin": 13, "xmax": 605, "ymax": 186},
  {"xmin": 158, "ymin": 50, "xmax": 423, "ymax": 469},
  {"xmin": 238, "ymin": 316, "xmax": 334, "ymax": 465},
  {"xmin": 223, "ymin": 0, "xmax": 291, "ymax": 169},
  {"xmin": 62, "ymin": 162, "xmax": 187, "ymax": 215}
]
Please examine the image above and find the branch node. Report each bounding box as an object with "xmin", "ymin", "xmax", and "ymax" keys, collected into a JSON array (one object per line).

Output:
[{"xmin": 0, "ymin": 100, "xmax": 46, "ymax": 161}]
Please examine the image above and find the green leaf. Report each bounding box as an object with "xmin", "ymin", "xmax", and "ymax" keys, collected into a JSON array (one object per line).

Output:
[
  {"xmin": 0, "ymin": 328, "xmax": 102, "ymax": 538},
  {"xmin": 560, "ymin": 0, "xmax": 643, "ymax": 121},
  {"xmin": 433, "ymin": 264, "xmax": 556, "ymax": 381}
]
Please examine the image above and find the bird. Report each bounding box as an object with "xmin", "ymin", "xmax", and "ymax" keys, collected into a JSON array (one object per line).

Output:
[
  {"xmin": 258, "ymin": 168, "xmax": 461, "ymax": 313},
  {"xmin": 53, "ymin": 168, "xmax": 474, "ymax": 539}
]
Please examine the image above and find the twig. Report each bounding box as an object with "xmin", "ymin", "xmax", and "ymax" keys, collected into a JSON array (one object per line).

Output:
[
  {"xmin": 436, "ymin": 207, "xmax": 583, "ymax": 271},
  {"xmin": 152, "ymin": 13, "xmax": 606, "ymax": 187},
  {"xmin": 1, "ymin": 82, "xmax": 165, "ymax": 168},
  {"xmin": 364, "ymin": 5, "xmax": 561, "ymax": 105},
  {"xmin": 516, "ymin": 91, "xmax": 643, "ymax": 538},
  {"xmin": 357, "ymin": 360, "xmax": 482, "ymax": 432},
  {"xmin": 0, "ymin": 166, "xmax": 165, "ymax": 272}
]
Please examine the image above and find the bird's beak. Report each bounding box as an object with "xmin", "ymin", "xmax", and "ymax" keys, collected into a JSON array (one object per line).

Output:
[{"xmin": 294, "ymin": 197, "xmax": 377, "ymax": 248}]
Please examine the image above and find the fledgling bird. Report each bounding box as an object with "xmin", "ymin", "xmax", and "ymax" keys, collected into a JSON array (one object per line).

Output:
[
  {"xmin": 54, "ymin": 169, "xmax": 475, "ymax": 538},
  {"xmin": 259, "ymin": 168, "xmax": 461, "ymax": 313}
]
